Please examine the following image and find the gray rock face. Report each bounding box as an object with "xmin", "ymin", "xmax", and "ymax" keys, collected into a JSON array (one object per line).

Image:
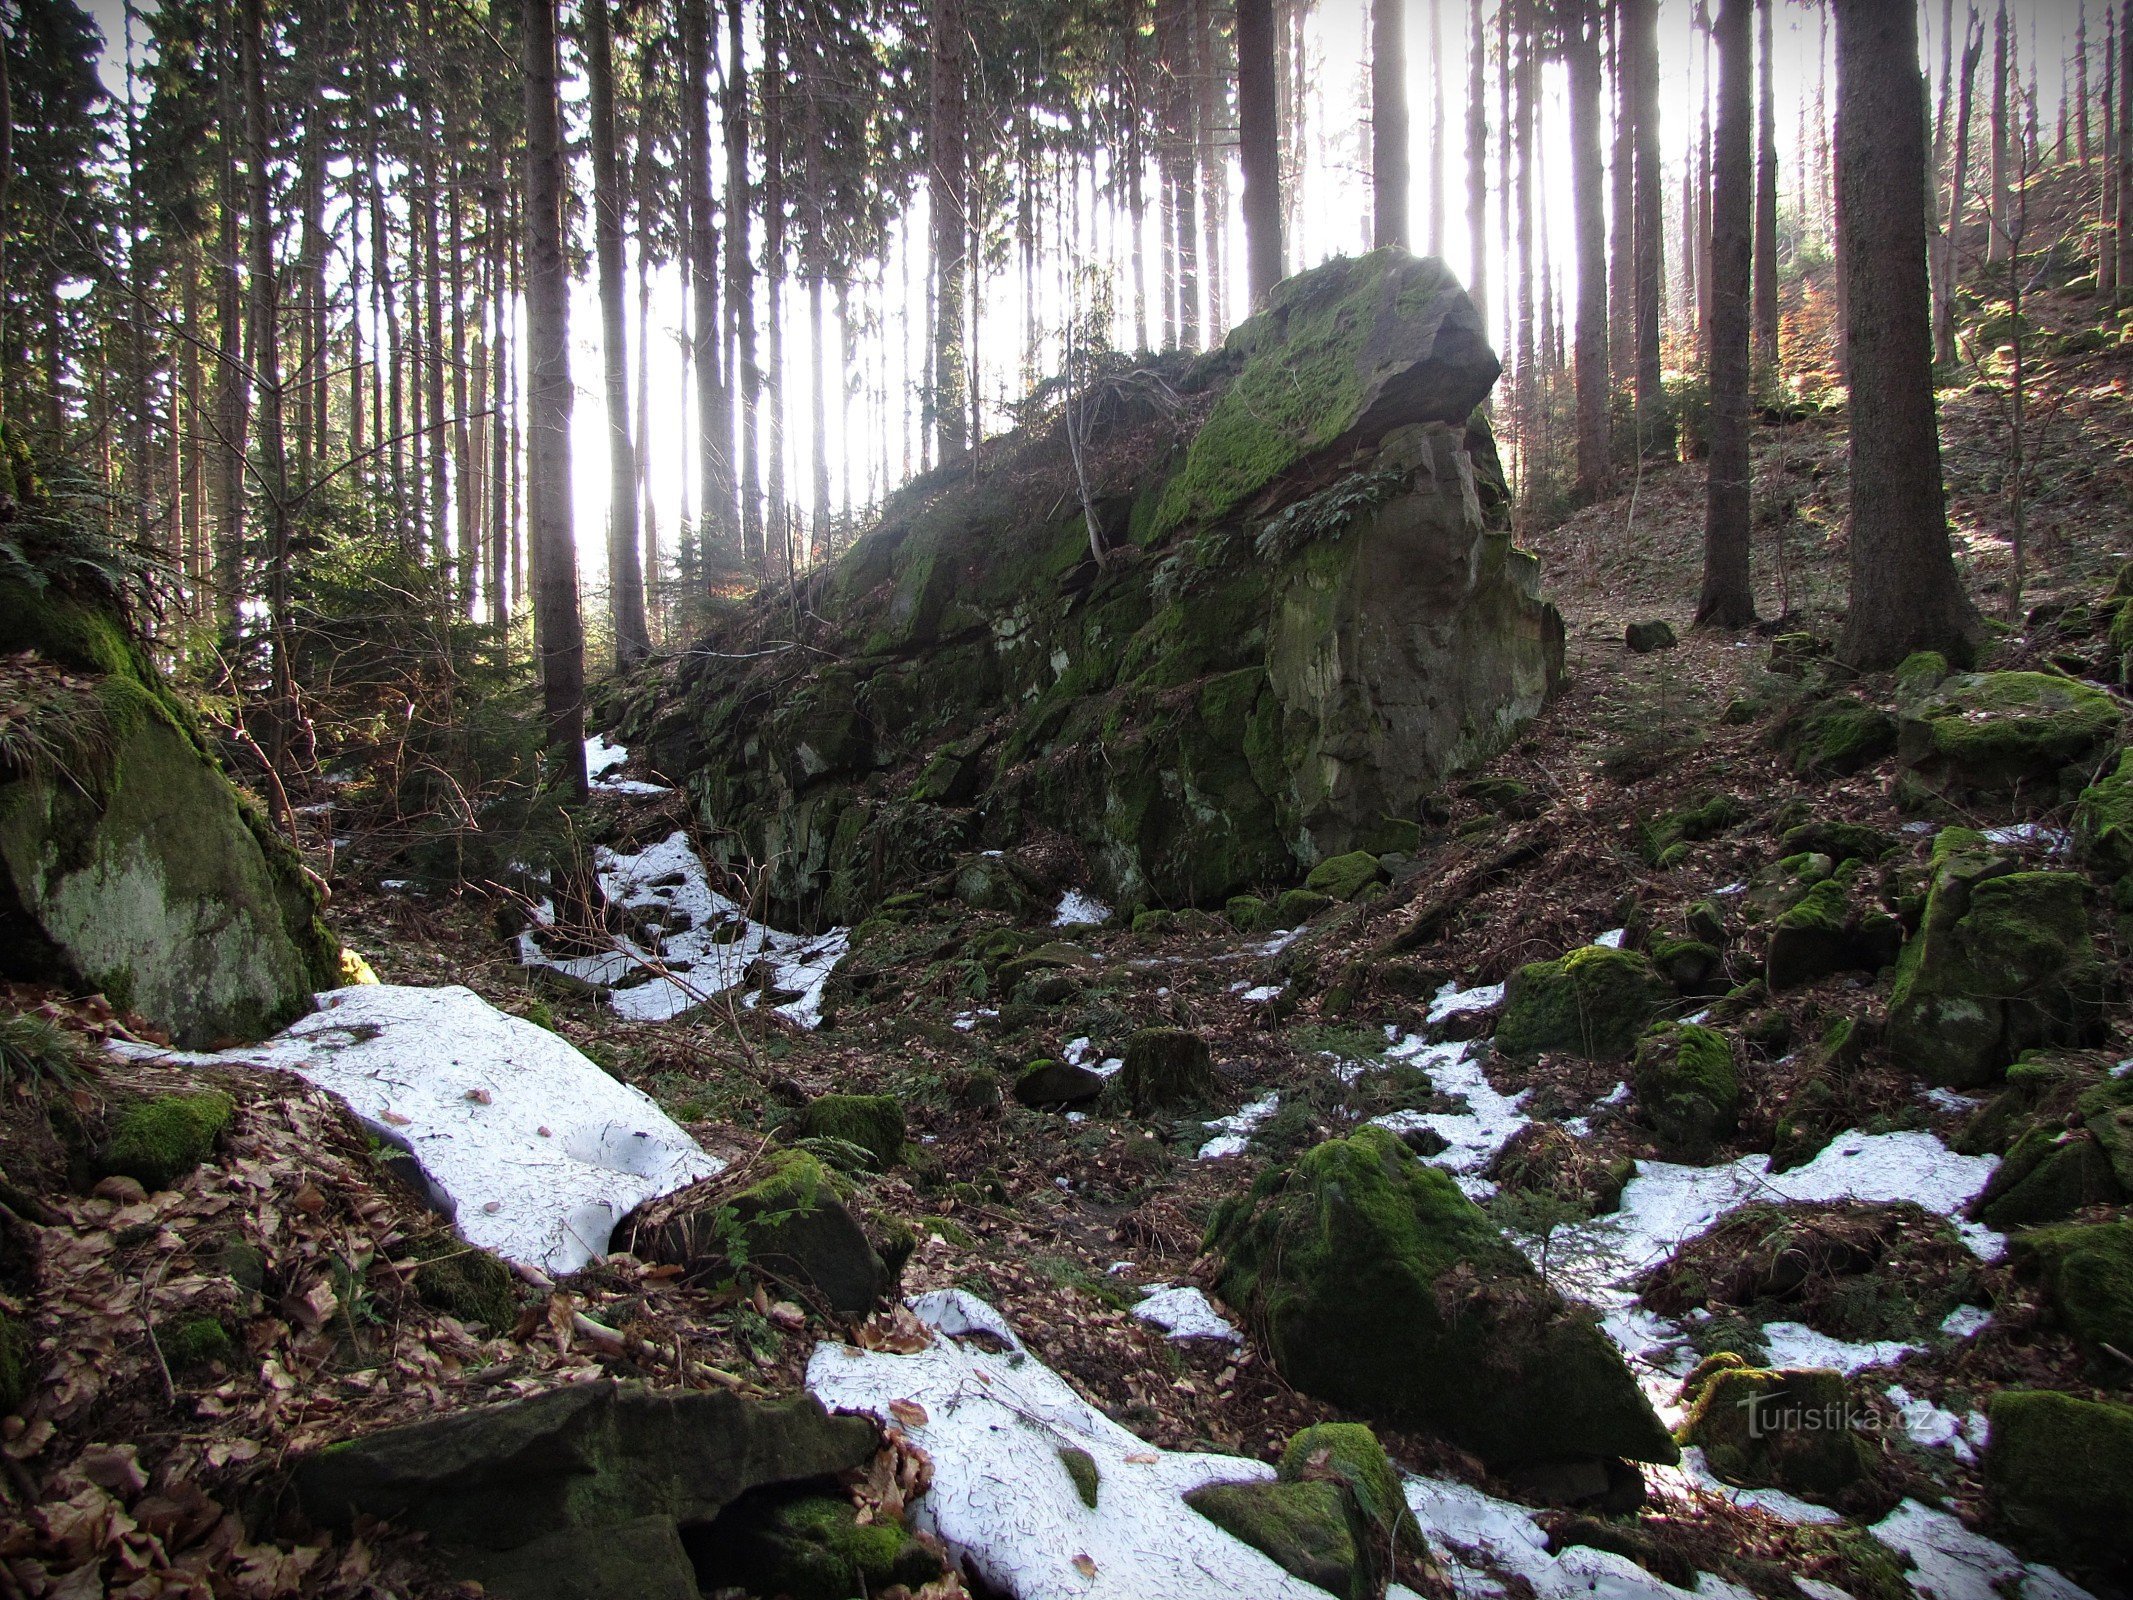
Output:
[
  {"xmin": 614, "ymin": 249, "xmax": 1563, "ymax": 928},
  {"xmin": 296, "ymin": 1380, "xmax": 877, "ymax": 1600}
]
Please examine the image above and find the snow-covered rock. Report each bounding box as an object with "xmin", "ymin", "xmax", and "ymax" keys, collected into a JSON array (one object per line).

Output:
[
  {"xmin": 115, "ymin": 984, "xmax": 720, "ymax": 1275},
  {"xmin": 1132, "ymin": 1286, "xmax": 1242, "ymax": 1342},
  {"xmin": 1872, "ymin": 1499, "xmax": 2094, "ymax": 1600}
]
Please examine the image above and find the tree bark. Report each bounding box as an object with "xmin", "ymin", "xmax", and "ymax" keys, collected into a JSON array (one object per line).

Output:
[
  {"xmin": 1372, "ymin": 0, "xmax": 1409, "ymax": 249},
  {"xmin": 588, "ymin": 0, "xmax": 648, "ymax": 665},
  {"xmin": 1466, "ymin": 0, "xmax": 1489, "ymax": 322},
  {"xmin": 1697, "ymin": 0, "xmax": 1756, "ymax": 629},
  {"xmin": 1608, "ymin": 0, "xmax": 1632, "ymax": 394},
  {"xmin": 240, "ymin": 0, "xmax": 292, "ymax": 707},
  {"xmin": 1238, "ymin": 0, "xmax": 1283, "ymax": 308},
  {"xmin": 1752, "ymin": 0, "xmax": 1779, "ymax": 378},
  {"xmin": 725, "ymin": 0, "xmax": 761, "ymax": 562},
  {"xmin": 1428, "ymin": 0, "xmax": 1446, "ymax": 253},
  {"xmin": 1935, "ymin": 16, "xmax": 1982, "ymax": 368},
  {"xmin": 1831, "ymin": 0, "xmax": 1978, "ymax": 670},
  {"xmin": 928, "ymin": 0, "xmax": 969, "ymax": 458},
  {"xmin": 521, "ymin": 0, "xmax": 589, "ymax": 797},
  {"xmin": 1626, "ymin": 0, "xmax": 1670, "ymax": 455},
  {"xmin": 1987, "ymin": 0, "xmax": 2009, "ymax": 262},
  {"xmin": 1569, "ymin": 0, "xmax": 1609, "ymax": 503},
  {"xmin": 2119, "ymin": 0, "xmax": 2132, "ymax": 309}
]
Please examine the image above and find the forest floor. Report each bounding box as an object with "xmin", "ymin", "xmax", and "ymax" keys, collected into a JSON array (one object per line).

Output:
[{"xmin": 7, "ymin": 278, "xmax": 2133, "ymax": 1600}]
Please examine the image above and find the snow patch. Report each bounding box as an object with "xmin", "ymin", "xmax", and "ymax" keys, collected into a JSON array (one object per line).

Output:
[
  {"xmin": 1666, "ymin": 1448, "xmax": 1842, "ymax": 1525},
  {"xmin": 518, "ymin": 830, "xmax": 846, "ymax": 1028},
  {"xmin": 1759, "ymin": 1321, "xmax": 1916, "ymax": 1374},
  {"xmin": 1872, "ymin": 1499, "xmax": 2094, "ymax": 1600},
  {"xmin": 1886, "ymin": 1386, "xmax": 1987, "ymax": 1463},
  {"xmin": 1240, "ymin": 984, "xmax": 1282, "ymax": 1003},
  {"xmin": 1593, "ymin": 927, "xmax": 1627, "ymax": 948},
  {"xmin": 1941, "ymin": 1304, "xmax": 1993, "ymax": 1340},
  {"xmin": 1198, "ymin": 1093, "xmax": 1279, "ymax": 1160},
  {"xmin": 1370, "ymin": 1035, "xmax": 1531, "ymax": 1192},
  {"xmin": 1133, "ymin": 1285, "xmax": 1243, "ymax": 1343},
  {"xmin": 1980, "ymin": 823, "xmax": 2071, "ymax": 856},
  {"xmin": 584, "ymin": 733, "xmax": 672, "ymax": 795},
  {"xmin": 1427, "ymin": 980, "xmax": 1505, "ymax": 1024},
  {"xmin": 1054, "ymin": 889, "xmax": 1112, "ymax": 928},
  {"xmin": 113, "ymin": 984, "xmax": 720, "ymax": 1275}
]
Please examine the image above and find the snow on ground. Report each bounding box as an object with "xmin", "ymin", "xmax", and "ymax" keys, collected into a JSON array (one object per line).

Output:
[
  {"xmin": 1758, "ymin": 1321, "xmax": 1917, "ymax": 1375},
  {"xmin": 1197, "ymin": 1093, "xmax": 1280, "ymax": 1159},
  {"xmin": 518, "ymin": 830, "xmax": 846, "ymax": 1027},
  {"xmin": 1054, "ymin": 889, "xmax": 1112, "ymax": 928},
  {"xmin": 1132, "ymin": 1285, "xmax": 1243, "ymax": 1342},
  {"xmin": 1427, "ymin": 980, "xmax": 1505, "ymax": 1025},
  {"xmin": 1667, "ymin": 1449, "xmax": 1842, "ymax": 1525},
  {"xmin": 112, "ymin": 984, "xmax": 720, "ymax": 1274},
  {"xmin": 1370, "ymin": 1035, "xmax": 1532, "ymax": 1197},
  {"xmin": 1886, "ymin": 1386, "xmax": 1989, "ymax": 1463},
  {"xmin": 584, "ymin": 733, "xmax": 672, "ymax": 795},
  {"xmin": 1979, "ymin": 823, "xmax": 2071, "ymax": 856},
  {"xmin": 1873, "ymin": 1500, "xmax": 2094, "ymax": 1600},
  {"xmin": 1593, "ymin": 927, "xmax": 1628, "ymax": 948}
]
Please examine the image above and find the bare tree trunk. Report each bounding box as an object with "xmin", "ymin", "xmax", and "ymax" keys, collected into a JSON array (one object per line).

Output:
[
  {"xmin": 418, "ymin": 144, "xmax": 450, "ymax": 577},
  {"xmin": 1429, "ymin": 0, "xmax": 1446, "ymax": 253},
  {"xmin": 588, "ymin": 0, "xmax": 648, "ymax": 665},
  {"xmin": 2108, "ymin": 9, "xmax": 2121, "ymax": 294},
  {"xmin": 1194, "ymin": 0, "xmax": 1226, "ymax": 332},
  {"xmin": 1569, "ymin": 0, "xmax": 1609, "ymax": 503},
  {"xmin": 1467, "ymin": 0, "xmax": 1489, "ymax": 323},
  {"xmin": 1513, "ymin": 0, "xmax": 1535, "ymax": 498},
  {"xmin": 1372, "ymin": 0, "xmax": 1409, "ymax": 249},
  {"xmin": 2120, "ymin": 0, "xmax": 2133, "ymax": 308},
  {"xmin": 521, "ymin": 0, "xmax": 588, "ymax": 798},
  {"xmin": 1698, "ymin": 0, "xmax": 1756, "ymax": 629},
  {"xmin": 1238, "ymin": 0, "xmax": 1283, "ymax": 308},
  {"xmin": 1936, "ymin": 16, "xmax": 1982, "ymax": 368},
  {"xmin": 929, "ymin": 0, "xmax": 969, "ymax": 458},
  {"xmin": 682, "ymin": 0, "xmax": 733, "ymax": 570},
  {"xmin": 240, "ymin": 0, "xmax": 292, "ymax": 711},
  {"xmin": 1626, "ymin": 0, "xmax": 1670, "ymax": 455},
  {"xmin": 725, "ymin": 0, "xmax": 761, "ymax": 563},
  {"xmin": 213, "ymin": 0, "xmax": 249, "ymax": 623},
  {"xmin": 1608, "ymin": 0, "xmax": 1632, "ymax": 394},
  {"xmin": 1988, "ymin": 0, "xmax": 2009, "ymax": 261},
  {"xmin": 1753, "ymin": 0, "xmax": 1780, "ymax": 379},
  {"xmin": 2078, "ymin": 2, "xmax": 2092, "ymax": 168},
  {"xmin": 1832, "ymin": 0, "xmax": 1977, "ymax": 670}
]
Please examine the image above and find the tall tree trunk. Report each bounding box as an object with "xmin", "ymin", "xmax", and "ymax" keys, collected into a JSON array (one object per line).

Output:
[
  {"xmin": 588, "ymin": 0, "xmax": 648, "ymax": 665},
  {"xmin": 764, "ymin": 0, "xmax": 788, "ymax": 533},
  {"xmin": 213, "ymin": 0, "xmax": 248, "ymax": 623},
  {"xmin": 1626, "ymin": 0, "xmax": 1670, "ymax": 455},
  {"xmin": 1467, "ymin": 0, "xmax": 1489, "ymax": 322},
  {"xmin": 2079, "ymin": 2, "xmax": 2093, "ymax": 168},
  {"xmin": 2107, "ymin": 10, "xmax": 2121, "ymax": 294},
  {"xmin": 928, "ymin": 0, "xmax": 969, "ymax": 458},
  {"xmin": 1569, "ymin": 0, "xmax": 1609, "ymax": 503},
  {"xmin": 1752, "ymin": 0, "xmax": 1780, "ymax": 379},
  {"xmin": 418, "ymin": 143, "xmax": 450, "ymax": 576},
  {"xmin": 635, "ymin": 191, "xmax": 658, "ymax": 636},
  {"xmin": 1372, "ymin": 0, "xmax": 1409, "ymax": 249},
  {"xmin": 240, "ymin": 0, "xmax": 292, "ymax": 709},
  {"xmin": 682, "ymin": 0, "xmax": 733, "ymax": 570},
  {"xmin": 1193, "ymin": 0, "xmax": 1226, "ymax": 333},
  {"xmin": 725, "ymin": 0, "xmax": 761, "ymax": 562},
  {"xmin": 1428, "ymin": 0, "xmax": 1446, "ymax": 253},
  {"xmin": 2119, "ymin": 0, "xmax": 2133, "ymax": 308},
  {"xmin": 488, "ymin": 199, "xmax": 510, "ymax": 629},
  {"xmin": 1608, "ymin": 0, "xmax": 1632, "ymax": 395},
  {"xmin": 1936, "ymin": 17, "xmax": 1982, "ymax": 368},
  {"xmin": 1988, "ymin": 0, "xmax": 2009, "ymax": 261},
  {"xmin": 1698, "ymin": 0, "xmax": 1756, "ymax": 629},
  {"xmin": 1237, "ymin": 0, "xmax": 1283, "ymax": 308},
  {"xmin": 1831, "ymin": 0, "xmax": 1977, "ymax": 670},
  {"xmin": 521, "ymin": 0, "xmax": 588, "ymax": 797}
]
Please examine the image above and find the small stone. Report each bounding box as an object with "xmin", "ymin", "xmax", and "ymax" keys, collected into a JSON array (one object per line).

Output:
[{"xmin": 1625, "ymin": 620, "xmax": 1678, "ymax": 653}]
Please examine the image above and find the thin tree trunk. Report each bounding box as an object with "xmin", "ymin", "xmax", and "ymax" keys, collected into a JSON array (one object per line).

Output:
[
  {"xmin": 683, "ymin": 0, "xmax": 733, "ymax": 570},
  {"xmin": 1608, "ymin": 0, "xmax": 1632, "ymax": 395},
  {"xmin": 1238, "ymin": 0, "xmax": 1283, "ymax": 308},
  {"xmin": 2079, "ymin": 2, "xmax": 2092, "ymax": 167},
  {"xmin": 764, "ymin": 0, "xmax": 788, "ymax": 530},
  {"xmin": 1569, "ymin": 0, "xmax": 1609, "ymax": 503},
  {"xmin": 1372, "ymin": 0, "xmax": 1409, "ymax": 249},
  {"xmin": 929, "ymin": 0, "xmax": 969, "ymax": 458},
  {"xmin": 1627, "ymin": 0, "xmax": 1670, "ymax": 455},
  {"xmin": 2107, "ymin": 10, "xmax": 2121, "ymax": 294},
  {"xmin": 1753, "ymin": 0, "xmax": 1780, "ymax": 379},
  {"xmin": 1698, "ymin": 0, "xmax": 1756, "ymax": 629},
  {"xmin": 240, "ymin": 0, "xmax": 292, "ymax": 711},
  {"xmin": 1467, "ymin": 0, "xmax": 1489, "ymax": 323},
  {"xmin": 724, "ymin": 0, "xmax": 761, "ymax": 562},
  {"xmin": 588, "ymin": 0, "xmax": 648, "ymax": 664},
  {"xmin": 1937, "ymin": 16, "xmax": 1982, "ymax": 368},
  {"xmin": 1988, "ymin": 0, "xmax": 2009, "ymax": 261},
  {"xmin": 2119, "ymin": 0, "xmax": 2132, "ymax": 308},
  {"xmin": 1832, "ymin": 0, "xmax": 1977, "ymax": 670},
  {"xmin": 1194, "ymin": 0, "xmax": 1226, "ymax": 332},
  {"xmin": 1428, "ymin": 0, "xmax": 1446, "ymax": 253},
  {"xmin": 521, "ymin": 0, "xmax": 588, "ymax": 798},
  {"xmin": 213, "ymin": 0, "xmax": 248, "ymax": 623}
]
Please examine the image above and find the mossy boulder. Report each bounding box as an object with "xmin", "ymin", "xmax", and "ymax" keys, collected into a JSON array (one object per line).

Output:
[
  {"xmin": 1496, "ymin": 946, "xmax": 1672, "ymax": 1061},
  {"xmin": 1777, "ymin": 696, "xmax": 1899, "ymax": 777},
  {"xmin": 410, "ymin": 1239, "xmax": 522, "ymax": 1333},
  {"xmin": 1778, "ymin": 821, "xmax": 1896, "ymax": 863},
  {"xmin": 1014, "ymin": 1059, "xmax": 1105, "ymax": 1107},
  {"xmin": 1680, "ymin": 1365, "xmax": 1874, "ymax": 1502},
  {"xmin": 2076, "ymin": 746, "xmax": 2133, "ymax": 877},
  {"xmin": 1207, "ymin": 1126, "xmax": 1676, "ymax": 1469},
  {"xmin": 1304, "ymin": 851, "xmax": 1385, "ymax": 902},
  {"xmin": 1967, "ymin": 1063, "xmax": 2133, "ymax": 1228},
  {"xmin": 1765, "ymin": 867, "xmax": 1903, "ymax": 991},
  {"xmin": 0, "ymin": 583, "xmax": 340, "ymax": 1046},
  {"xmin": 707, "ymin": 1494, "xmax": 944, "ymax": 1600},
  {"xmin": 1898, "ymin": 671, "xmax": 2121, "ymax": 799},
  {"xmin": 99, "ymin": 1090, "xmax": 234, "ymax": 1191},
  {"xmin": 1275, "ymin": 888, "xmax": 1335, "ymax": 925},
  {"xmin": 792, "ymin": 1094, "xmax": 907, "ymax": 1170},
  {"xmin": 1119, "ymin": 1027, "xmax": 1219, "ymax": 1114},
  {"xmin": 1625, "ymin": 620, "xmax": 1677, "ymax": 653},
  {"xmin": 1632, "ymin": 1024, "xmax": 1740, "ymax": 1160},
  {"xmin": 1187, "ymin": 1480, "xmax": 1375, "ymax": 1600},
  {"xmin": 1985, "ymin": 1390, "xmax": 2133, "ymax": 1577},
  {"xmin": 1279, "ymin": 1422, "xmax": 1422, "ymax": 1559},
  {"xmin": 2012, "ymin": 1222, "xmax": 2133, "ymax": 1360},
  {"xmin": 1886, "ymin": 829, "xmax": 2104, "ymax": 1088}
]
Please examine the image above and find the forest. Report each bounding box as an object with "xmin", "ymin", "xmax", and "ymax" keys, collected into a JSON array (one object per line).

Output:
[{"xmin": 3, "ymin": 0, "xmax": 2133, "ymax": 1597}]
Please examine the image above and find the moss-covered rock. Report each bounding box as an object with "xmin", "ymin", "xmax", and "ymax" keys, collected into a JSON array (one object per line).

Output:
[
  {"xmin": 1304, "ymin": 851, "xmax": 1385, "ymax": 901},
  {"xmin": 1886, "ymin": 829, "xmax": 2104, "ymax": 1088},
  {"xmin": 1898, "ymin": 671, "xmax": 2121, "ymax": 799},
  {"xmin": 1058, "ymin": 1445, "xmax": 1100, "ymax": 1508},
  {"xmin": 1966, "ymin": 1060, "xmax": 2133, "ymax": 1227},
  {"xmin": 1227, "ymin": 893, "xmax": 1279, "ymax": 934},
  {"xmin": 161, "ymin": 1315, "xmax": 236, "ymax": 1371},
  {"xmin": 1496, "ymin": 946, "xmax": 1672, "ymax": 1061},
  {"xmin": 1625, "ymin": 620, "xmax": 1677, "ymax": 653},
  {"xmin": 1680, "ymin": 1365, "xmax": 1874, "ymax": 1501},
  {"xmin": 2012, "ymin": 1222, "xmax": 2133, "ymax": 1360},
  {"xmin": 1633, "ymin": 1023, "xmax": 1740, "ymax": 1160},
  {"xmin": 713, "ymin": 1494, "xmax": 945, "ymax": 1600},
  {"xmin": 0, "ymin": 590, "xmax": 339, "ymax": 1045},
  {"xmin": 1278, "ymin": 1422, "xmax": 1422, "ymax": 1561},
  {"xmin": 1985, "ymin": 1390, "xmax": 2133, "ymax": 1576},
  {"xmin": 1207, "ymin": 1126, "xmax": 1676, "ymax": 1469},
  {"xmin": 1648, "ymin": 936, "xmax": 1724, "ymax": 995},
  {"xmin": 409, "ymin": 1237, "xmax": 522, "ymax": 1332},
  {"xmin": 1765, "ymin": 866, "xmax": 1903, "ymax": 991},
  {"xmin": 1777, "ymin": 696, "xmax": 1899, "ymax": 777},
  {"xmin": 792, "ymin": 1094, "xmax": 907, "ymax": 1170},
  {"xmin": 1187, "ymin": 1480, "xmax": 1374, "ymax": 1600},
  {"xmin": 2075, "ymin": 746, "xmax": 2133, "ymax": 877},
  {"xmin": 1014, "ymin": 1058, "xmax": 1106, "ymax": 1107},
  {"xmin": 99, "ymin": 1090, "xmax": 234, "ymax": 1191},
  {"xmin": 1119, "ymin": 1027, "xmax": 1219, "ymax": 1114},
  {"xmin": 1275, "ymin": 888, "xmax": 1336, "ymax": 925},
  {"xmin": 1778, "ymin": 820, "xmax": 1897, "ymax": 863}
]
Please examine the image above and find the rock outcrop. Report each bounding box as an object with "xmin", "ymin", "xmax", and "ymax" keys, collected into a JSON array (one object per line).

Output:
[
  {"xmin": 615, "ymin": 249, "xmax": 1562, "ymax": 926},
  {"xmin": 0, "ymin": 578, "xmax": 341, "ymax": 1045}
]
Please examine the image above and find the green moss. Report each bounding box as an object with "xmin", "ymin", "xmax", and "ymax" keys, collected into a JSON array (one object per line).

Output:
[
  {"xmin": 1119, "ymin": 1027, "xmax": 1218, "ymax": 1114},
  {"xmin": 1187, "ymin": 1479, "xmax": 1373, "ymax": 1600},
  {"xmin": 0, "ymin": 1309, "xmax": 27, "ymax": 1415},
  {"xmin": 1227, "ymin": 894, "xmax": 1278, "ymax": 934},
  {"xmin": 100, "ymin": 1090, "xmax": 234, "ymax": 1191},
  {"xmin": 1207, "ymin": 1126, "xmax": 1676, "ymax": 1468},
  {"xmin": 2075, "ymin": 746, "xmax": 2133, "ymax": 877},
  {"xmin": 729, "ymin": 1494, "xmax": 944, "ymax": 1600},
  {"xmin": 1273, "ymin": 888, "xmax": 1334, "ymax": 925},
  {"xmin": 1648, "ymin": 935, "xmax": 1723, "ymax": 993},
  {"xmin": 1278, "ymin": 1422, "xmax": 1419, "ymax": 1555},
  {"xmin": 1895, "ymin": 651, "xmax": 1951, "ymax": 695},
  {"xmin": 1496, "ymin": 946, "xmax": 1672, "ymax": 1061},
  {"xmin": 1132, "ymin": 908, "xmax": 1180, "ymax": 938},
  {"xmin": 2015, "ymin": 1222, "xmax": 2133, "ymax": 1358},
  {"xmin": 1907, "ymin": 671, "xmax": 2121, "ymax": 790},
  {"xmin": 792, "ymin": 1094, "xmax": 907, "ymax": 1170},
  {"xmin": 1779, "ymin": 696, "xmax": 1899, "ymax": 776},
  {"xmin": 1986, "ymin": 1390, "xmax": 2133, "ymax": 1574},
  {"xmin": 410, "ymin": 1240, "xmax": 522, "ymax": 1332},
  {"xmin": 1778, "ymin": 821, "xmax": 1897, "ymax": 863},
  {"xmin": 1680, "ymin": 1366, "xmax": 1873, "ymax": 1500},
  {"xmin": 1058, "ymin": 1445, "xmax": 1101, "ymax": 1509},
  {"xmin": 160, "ymin": 1315, "xmax": 236, "ymax": 1371},
  {"xmin": 1303, "ymin": 851, "xmax": 1385, "ymax": 901},
  {"xmin": 1633, "ymin": 1023, "xmax": 1741, "ymax": 1159}
]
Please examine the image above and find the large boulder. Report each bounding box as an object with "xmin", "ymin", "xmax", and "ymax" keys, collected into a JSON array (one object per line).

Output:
[
  {"xmin": 1985, "ymin": 1390, "xmax": 2133, "ymax": 1579},
  {"xmin": 1963, "ymin": 1053, "xmax": 2133, "ymax": 1228},
  {"xmin": 1496, "ymin": 946, "xmax": 1672, "ymax": 1061},
  {"xmin": 1898, "ymin": 671, "xmax": 2120, "ymax": 800},
  {"xmin": 296, "ymin": 1381, "xmax": 877, "ymax": 1600},
  {"xmin": 0, "ymin": 580, "xmax": 340, "ymax": 1045},
  {"xmin": 1206, "ymin": 1126, "xmax": 1676, "ymax": 1470},
  {"xmin": 1678, "ymin": 1360, "xmax": 1874, "ymax": 1503},
  {"xmin": 1632, "ymin": 1023, "xmax": 1740, "ymax": 1160},
  {"xmin": 612, "ymin": 250, "xmax": 1562, "ymax": 925},
  {"xmin": 1886, "ymin": 829, "xmax": 2104, "ymax": 1088}
]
